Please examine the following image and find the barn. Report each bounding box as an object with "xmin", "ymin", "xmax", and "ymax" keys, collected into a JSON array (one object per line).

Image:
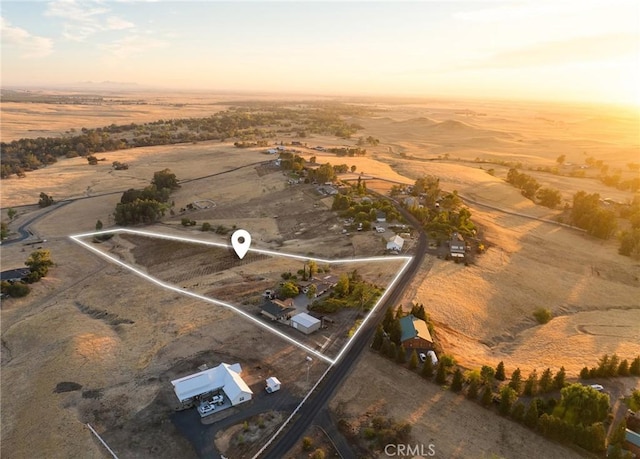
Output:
[{"xmin": 291, "ymin": 312, "xmax": 321, "ymax": 335}]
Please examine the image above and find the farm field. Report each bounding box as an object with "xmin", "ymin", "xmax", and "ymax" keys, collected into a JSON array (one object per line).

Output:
[{"xmin": 1, "ymin": 91, "xmax": 639, "ymax": 458}]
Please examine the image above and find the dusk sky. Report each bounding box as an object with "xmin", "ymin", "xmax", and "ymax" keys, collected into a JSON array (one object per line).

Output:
[{"xmin": 1, "ymin": 1, "xmax": 639, "ymax": 106}]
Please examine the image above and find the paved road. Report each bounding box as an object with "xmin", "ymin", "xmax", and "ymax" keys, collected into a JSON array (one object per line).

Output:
[{"xmin": 260, "ymin": 200, "xmax": 428, "ymax": 458}]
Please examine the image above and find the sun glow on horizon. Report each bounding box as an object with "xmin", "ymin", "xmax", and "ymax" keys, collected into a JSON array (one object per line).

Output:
[{"xmin": 0, "ymin": 1, "xmax": 638, "ymax": 108}]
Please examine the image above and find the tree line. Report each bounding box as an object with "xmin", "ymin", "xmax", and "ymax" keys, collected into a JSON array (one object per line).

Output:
[
  {"xmin": 506, "ymin": 168, "xmax": 562, "ymax": 208},
  {"xmin": 0, "ymin": 103, "xmax": 366, "ymax": 179},
  {"xmin": 372, "ymin": 310, "xmax": 640, "ymax": 455}
]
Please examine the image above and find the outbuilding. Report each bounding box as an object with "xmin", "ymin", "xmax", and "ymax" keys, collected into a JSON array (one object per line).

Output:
[
  {"xmin": 386, "ymin": 235, "xmax": 404, "ymax": 252},
  {"xmin": 265, "ymin": 376, "xmax": 281, "ymax": 393},
  {"xmin": 290, "ymin": 312, "xmax": 321, "ymax": 335}
]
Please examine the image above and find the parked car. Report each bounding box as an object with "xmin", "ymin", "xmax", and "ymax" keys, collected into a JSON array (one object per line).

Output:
[
  {"xmin": 419, "ymin": 353, "xmax": 427, "ymax": 363},
  {"xmin": 589, "ymin": 384, "xmax": 604, "ymax": 392},
  {"xmin": 199, "ymin": 403, "xmax": 215, "ymax": 414},
  {"xmin": 211, "ymin": 394, "xmax": 224, "ymax": 405}
]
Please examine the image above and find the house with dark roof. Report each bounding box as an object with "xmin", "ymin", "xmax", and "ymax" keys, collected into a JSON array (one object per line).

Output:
[
  {"xmin": 260, "ymin": 298, "xmax": 295, "ymax": 322},
  {"xmin": 0, "ymin": 268, "xmax": 30, "ymax": 283},
  {"xmin": 399, "ymin": 314, "xmax": 433, "ymax": 350}
]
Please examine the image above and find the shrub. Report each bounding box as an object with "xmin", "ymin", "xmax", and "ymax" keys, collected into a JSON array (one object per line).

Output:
[
  {"xmin": 302, "ymin": 436, "xmax": 314, "ymax": 451},
  {"xmin": 0, "ymin": 281, "xmax": 31, "ymax": 298},
  {"xmin": 533, "ymin": 307, "xmax": 552, "ymax": 324}
]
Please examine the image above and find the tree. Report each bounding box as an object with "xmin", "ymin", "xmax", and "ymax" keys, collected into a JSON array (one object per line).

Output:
[
  {"xmin": 630, "ymin": 356, "xmax": 640, "ymax": 376},
  {"xmin": 467, "ymin": 377, "xmax": 479, "ymax": 400},
  {"xmin": 421, "ymin": 356, "xmax": 434, "ymax": 378},
  {"xmin": 618, "ymin": 359, "xmax": 630, "ymax": 376},
  {"xmin": 95, "ymin": 219, "xmax": 103, "ymax": 231},
  {"xmin": 306, "ymin": 284, "xmax": 317, "ymax": 299},
  {"xmin": 523, "ymin": 370, "xmax": 538, "ymax": 396},
  {"xmin": 451, "ymin": 368, "xmax": 463, "ymax": 392},
  {"xmin": 7, "ymin": 208, "xmax": 16, "ymax": 220},
  {"xmin": 524, "ymin": 400, "xmax": 539, "ymax": 428},
  {"xmin": 435, "ymin": 361, "xmax": 448, "ymax": 385},
  {"xmin": 315, "ymin": 163, "xmax": 335, "ymax": 183},
  {"xmin": 334, "ymin": 274, "xmax": 350, "ymax": 297},
  {"xmin": 495, "ymin": 361, "xmax": 506, "ymax": 381},
  {"xmin": 151, "ymin": 168, "xmax": 179, "ymax": 190},
  {"xmin": 554, "ymin": 366, "xmax": 566, "ymax": 389},
  {"xmin": 511, "ymin": 402, "xmax": 526, "ymax": 422},
  {"xmin": 509, "ymin": 368, "xmax": 522, "ymax": 393},
  {"xmin": 350, "ymin": 165, "xmax": 357, "ymax": 173},
  {"xmin": 481, "ymin": 386, "xmax": 493, "ymax": 407},
  {"xmin": 307, "ymin": 260, "xmax": 318, "ymax": 278},
  {"xmin": 480, "ymin": 365, "xmax": 495, "ymax": 385},
  {"xmin": 499, "ymin": 386, "xmax": 518, "ymax": 416},
  {"xmin": 408, "ymin": 350, "xmax": 418, "ymax": 370},
  {"xmin": 201, "ymin": 222, "xmax": 211, "ymax": 232},
  {"xmin": 556, "ymin": 383, "xmax": 610, "ymax": 426},
  {"xmin": 25, "ymin": 249, "xmax": 54, "ymax": 278},
  {"xmin": 556, "ymin": 154, "xmax": 566, "ymax": 166},
  {"xmin": 382, "ymin": 306, "xmax": 395, "ymax": 332},
  {"xmin": 610, "ymin": 419, "xmax": 627, "ymax": 446},
  {"xmin": 38, "ymin": 192, "xmax": 54, "ymax": 208},
  {"xmin": 536, "ymin": 188, "xmax": 562, "ymax": 209},
  {"xmin": 396, "ymin": 345, "xmax": 407, "ymax": 364},
  {"xmin": 388, "ymin": 318, "xmax": 402, "ymax": 345},
  {"xmin": 279, "ymin": 281, "xmax": 299, "ymax": 298},
  {"xmin": 580, "ymin": 366, "xmax": 590, "ymax": 379},
  {"xmin": 372, "ymin": 325, "xmax": 384, "ymax": 351},
  {"xmin": 539, "ymin": 368, "xmax": 553, "ymax": 393},
  {"xmin": 0, "ymin": 281, "xmax": 30, "ymax": 297}
]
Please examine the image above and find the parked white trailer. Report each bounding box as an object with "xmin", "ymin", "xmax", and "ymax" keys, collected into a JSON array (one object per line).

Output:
[{"xmin": 265, "ymin": 376, "xmax": 281, "ymax": 393}]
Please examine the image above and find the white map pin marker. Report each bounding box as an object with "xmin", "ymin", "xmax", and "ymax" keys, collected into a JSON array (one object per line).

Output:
[{"xmin": 231, "ymin": 229, "xmax": 251, "ymax": 259}]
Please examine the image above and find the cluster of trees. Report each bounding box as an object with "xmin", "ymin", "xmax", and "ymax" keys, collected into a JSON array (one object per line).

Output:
[
  {"xmin": 356, "ymin": 136, "xmax": 379, "ymax": 146},
  {"xmin": 361, "ymin": 416, "xmax": 412, "ymax": 451},
  {"xmin": 402, "ymin": 176, "xmax": 476, "ymax": 239},
  {"xmin": 38, "ymin": 192, "xmax": 54, "ymax": 208},
  {"xmin": 570, "ymin": 191, "xmax": 617, "ymax": 239},
  {"xmin": 332, "ymin": 193, "xmax": 400, "ymax": 231},
  {"xmin": 1, "ymin": 249, "xmax": 54, "ymax": 298},
  {"xmin": 0, "ymin": 103, "xmax": 366, "ymax": 179},
  {"xmin": 112, "ymin": 161, "xmax": 129, "ymax": 170},
  {"xmin": 325, "ymin": 146, "xmax": 367, "ymax": 157},
  {"xmin": 372, "ymin": 304, "xmax": 433, "ymax": 353},
  {"xmin": 114, "ymin": 169, "xmax": 178, "ymax": 226},
  {"xmin": 373, "ymin": 322, "xmax": 624, "ymax": 454},
  {"xmin": 506, "ymin": 169, "xmax": 562, "ymax": 208},
  {"xmin": 619, "ymin": 196, "xmax": 640, "ymax": 259},
  {"xmin": 308, "ymin": 270, "xmax": 382, "ymax": 313},
  {"xmin": 584, "ymin": 156, "xmax": 640, "ymax": 193},
  {"xmin": 233, "ymin": 140, "xmax": 269, "ymax": 148},
  {"xmin": 579, "ymin": 354, "xmax": 640, "ymax": 379}
]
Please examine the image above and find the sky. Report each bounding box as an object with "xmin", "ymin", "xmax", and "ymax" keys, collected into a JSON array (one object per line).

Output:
[{"xmin": 1, "ymin": 1, "xmax": 639, "ymax": 106}]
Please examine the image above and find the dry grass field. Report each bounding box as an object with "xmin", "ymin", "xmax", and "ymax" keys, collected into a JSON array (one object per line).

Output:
[{"xmin": 1, "ymin": 92, "xmax": 638, "ymax": 458}]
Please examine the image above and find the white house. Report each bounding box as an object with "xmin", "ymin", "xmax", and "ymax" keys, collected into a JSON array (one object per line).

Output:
[
  {"xmin": 291, "ymin": 312, "xmax": 321, "ymax": 335},
  {"xmin": 386, "ymin": 235, "xmax": 405, "ymax": 252},
  {"xmin": 171, "ymin": 362, "xmax": 253, "ymax": 407}
]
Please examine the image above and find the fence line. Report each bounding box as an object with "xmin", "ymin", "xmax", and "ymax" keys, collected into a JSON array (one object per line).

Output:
[{"xmin": 86, "ymin": 423, "xmax": 119, "ymax": 459}]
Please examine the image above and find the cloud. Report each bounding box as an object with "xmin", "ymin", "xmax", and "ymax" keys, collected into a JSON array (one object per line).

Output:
[
  {"xmin": 1, "ymin": 17, "xmax": 53, "ymax": 58},
  {"xmin": 45, "ymin": 0, "xmax": 134, "ymax": 41},
  {"xmin": 101, "ymin": 34, "xmax": 165, "ymax": 59},
  {"xmin": 454, "ymin": 33, "xmax": 639, "ymax": 71},
  {"xmin": 106, "ymin": 16, "xmax": 135, "ymax": 31}
]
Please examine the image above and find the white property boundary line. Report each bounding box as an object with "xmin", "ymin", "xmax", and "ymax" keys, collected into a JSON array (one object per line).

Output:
[
  {"xmin": 69, "ymin": 228, "xmax": 412, "ymax": 366},
  {"xmin": 86, "ymin": 423, "xmax": 119, "ymax": 459}
]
